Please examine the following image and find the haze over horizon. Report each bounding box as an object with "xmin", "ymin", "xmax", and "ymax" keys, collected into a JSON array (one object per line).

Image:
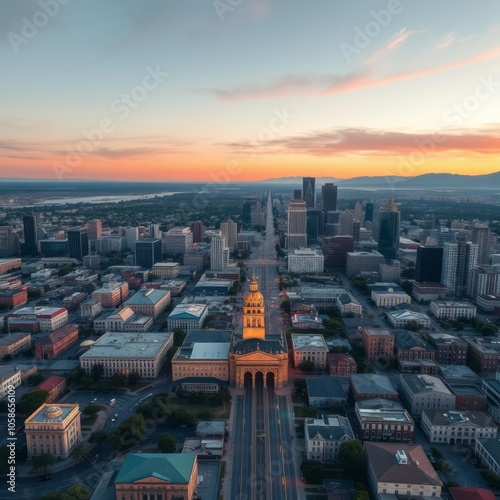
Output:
[{"xmin": 1, "ymin": 0, "xmax": 500, "ymax": 182}]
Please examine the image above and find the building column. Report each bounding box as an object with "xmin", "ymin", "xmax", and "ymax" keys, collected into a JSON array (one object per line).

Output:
[{"xmin": 252, "ymin": 372, "xmax": 255, "ymax": 388}]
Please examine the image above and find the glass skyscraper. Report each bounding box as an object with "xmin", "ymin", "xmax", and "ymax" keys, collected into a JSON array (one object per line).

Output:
[{"xmin": 377, "ymin": 199, "xmax": 400, "ymax": 260}]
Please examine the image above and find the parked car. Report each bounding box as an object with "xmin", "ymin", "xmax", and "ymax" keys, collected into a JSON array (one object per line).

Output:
[{"xmin": 111, "ymin": 413, "xmax": 118, "ymax": 422}]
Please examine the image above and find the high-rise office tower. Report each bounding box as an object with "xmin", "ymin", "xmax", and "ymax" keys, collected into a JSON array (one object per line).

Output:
[
  {"xmin": 321, "ymin": 235, "xmax": 354, "ymax": 270},
  {"xmin": 339, "ymin": 209, "xmax": 354, "ymax": 236},
  {"xmin": 242, "ymin": 198, "xmax": 264, "ymax": 228},
  {"xmin": 468, "ymin": 265, "xmax": 500, "ymax": 297},
  {"xmin": 377, "ymin": 199, "xmax": 400, "ymax": 260},
  {"xmin": 302, "ymin": 177, "xmax": 315, "ymax": 208},
  {"xmin": 364, "ymin": 202, "xmax": 374, "ymax": 223},
  {"xmin": 22, "ymin": 214, "xmax": 39, "ymax": 256},
  {"xmin": 0, "ymin": 226, "xmax": 19, "ymax": 257},
  {"xmin": 415, "ymin": 245, "xmax": 443, "ymax": 283},
  {"xmin": 67, "ymin": 228, "xmax": 89, "ymax": 261},
  {"xmin": 220, "ymin": 219, "xmax": 238, "ymax": 251},
  {"xmin": 285, "ymin": 199, "xmax": 307, "ymax": 249},
  {"xmin": 149, "ymin": 224, "xmax": 161, "ymax": 239},
  {"xmin": 472, "ymin": 224, "xmax": 491, "ymax": 265},
  {"xmin": 210, "ymin": 232, "xmax": 229, "ymax": 271},
  {"xmin": 87, "ymin": 219, "xmax": 102, "ymax": 241},
  {"xmin": 135, "ymin": 238, "xmax": 162, "ymax": 268},
  {"xmin": 126, "ymin": 227, "xmax": 139, "ymax": 252},
  {"xmin": 190, "ymin": 221, "xmax": 204, "ymax": 243},
  {"xmin": 306, "ymin": 208, "xmax": 322, "ymax": 243},
  {"xmin": 442, "ymin": 233, "xmax": 478, "ymax": 297},
  {"xmin": 352, "ymin": 220, "xmax": 361, "ymax": 242},
  {"xmin": 321, "ymin": 183, "xmax": 337, "ymax": 213},
  {"xmin": 354, "ymin": 202, "xmax": 364, "ymax": 226},
  {"xmin": 293, "ymin": 189, "xmax": 302, "ymax": 200}
]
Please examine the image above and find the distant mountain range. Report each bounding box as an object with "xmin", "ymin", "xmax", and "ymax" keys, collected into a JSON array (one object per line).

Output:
[{"xmin": 263, "ymin": 171, "xmax": 500, "ymax": 189}]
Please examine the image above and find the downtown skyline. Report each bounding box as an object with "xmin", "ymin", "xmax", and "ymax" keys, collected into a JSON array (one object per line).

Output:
[{"xmin": 1, "ymin": 0, "xmax": 500, "ymax": 182}]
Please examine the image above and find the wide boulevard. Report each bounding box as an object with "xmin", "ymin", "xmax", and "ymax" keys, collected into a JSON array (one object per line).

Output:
[{"xmin": 230, "ymin": 191, "xmax": 299, "ymax": 500}]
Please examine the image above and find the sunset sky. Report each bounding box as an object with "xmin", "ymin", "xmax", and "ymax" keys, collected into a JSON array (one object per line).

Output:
[{"xmin": 1, "ymin": 0, "xmax": 499, "ymax": 182}]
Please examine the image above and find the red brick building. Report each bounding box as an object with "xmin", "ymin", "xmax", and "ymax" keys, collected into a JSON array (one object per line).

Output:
[
  {"xmin": 0, "ymin": 289, "xmax": 28, "ymax": 309},
  {"xmin": 327, "ymin": 353, "xmax": 357, "ymax": 376},
  {"xmin": 35, "ymin": 375, "xmax": 67, "ymax": 403},
  {"xmin": 35, "ymin": 324, "xmax": 79, "ymax": 359},
  {"xmin": 360, "ymin": 327, "xmax": 394, "ymax": 362},
  {"xmin": 92, "ymin": 282, "xmax": 129, "ymax": 308}
]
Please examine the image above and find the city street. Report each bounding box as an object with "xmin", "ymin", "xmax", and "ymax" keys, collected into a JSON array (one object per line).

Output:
[{"xmin": 229, "ymin": 191, "xmax": 300, "ymax": 500}]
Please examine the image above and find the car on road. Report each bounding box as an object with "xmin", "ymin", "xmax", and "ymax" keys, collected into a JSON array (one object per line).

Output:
[
  {"xmin": 109, "ymin": 398, "xmax": 116, "ymax": 406},
  {"xmin": 111, "ymin": 413, "xmax": 118, "ymax": 422}
]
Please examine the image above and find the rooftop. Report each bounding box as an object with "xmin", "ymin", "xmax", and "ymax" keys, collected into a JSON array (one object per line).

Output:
[
  {"xmin": 26, "ymin": 403, "xmax": 78, "ymax": 424},
  {"xmin": 365, "ymin": 442, "xmax": 442, "ymax": 486},
  {"xmin": 174, "ymin": 342, "xmax": 230, "ymax": 361},
  {"xmin": 401, "ymin": 374, "xmax": 453, "ymax": 395},
  {"xmin": 125, "ymin": 288, "xmax": 170, "ymax": 306},
  {"xmin": 423, "ymin": 410, "xmax": 495, "ymax": 427},
  {"xmin": 80, "ymin": 331, "xmax": 173, "ymax": 359},
  {"xmin": 306, "ymin": 378, "xmax": 347, "ymax": 399},
  {"xmin": 183, "ymin": 330, "xmax": 233, "ymax": 345},
  {"xmin": 350, "ymin": 374, "xmax": 398, "ymax": 395},
  {"xmin": 305, "ymin": 414, "xmax": 354, "ymax": 441},
  {"xmin": 0, "ymin": 331, "xmax": 30, "ymax": 345},
  {"xmin": 291, "ymin": 334, "xmax": 328, "ymax": 351},
  {"xmin": 169, "ymin": 303, "xmax": 208, "ymax": 319},
  {"xmin": 115, "ymin": 453, "xmax": 196, "ymax": 485}
]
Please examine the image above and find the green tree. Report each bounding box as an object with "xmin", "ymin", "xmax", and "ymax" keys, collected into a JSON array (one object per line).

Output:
[
  {"xmin": 27, "ymin": 373, "xmax": 45, "ymax": 386},
  {"xmin": 128, "ymin": 371, "xmax": 140, "ymax": 386},
  {"xmin": 107, "ymin": 431, "xmax": 123, "ymax": 451},
  {"xmin": 298, "ymin": 360, "xmax": 315, "ymax": 373},
  {"xmin": 405, "ymin": 320, "xmax": 420, "ymax": 332},
  {"xmin": 300, "ymin": 460, "xmax": 325, "ymax": 484},
  {"xmin": 157, "ymin": 433, "xmax": 176, "ymax": 453},
  {"xmin": 338, "ymin": 440, "xmax": 363, "ymax": 473},
  {"xmin": 91, "ymin": 363, "xmax": 104, "ymax": 382},
  {"xmin": 89, "ymin": 430, "xmax": 107, "ymax": 451},
  {"xmin": 280, "ymin": 297, "xmax": 291, "ymax": 314},
  {"xmin": 18, "ymin": 390, "xmax": 49, "ymax": 416},
  {"xmin": 173, "ymin": 328, "xmax": 187, "ymax": 346},
  {"xmin": 32, "ymin": 452, "xmax": 54, "ymax": 475},
  {"xmin": 70, "ymin": 442, "xmax": 90, "ymax": 463},
  {"xmin": 354, "ymin": 492, "xmax": 369, "ymax": 500},
  {"xmin": 112, "ymin": 372, "xmax": 127, "ymax": 387}
]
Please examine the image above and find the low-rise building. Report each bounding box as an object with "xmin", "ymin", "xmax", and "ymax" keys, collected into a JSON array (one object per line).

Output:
[
  {"xmin": 360, "ymin": 327, "xmax": 394, "ymax": 362},
  {"xmin": 152, "ymin": 262, "xmax": 180, "ymax": 279},
  {"xmin": 426, "ymin": 332, "xmax": 468, "ymax": 365},
  {"xmin": 79, "ymin": 298, "xmax": 102, "ymax": 319},
  {"xmin": 8, "ymin": 306, "xmax": 68, "ymax": 332},
  {"xmin": 0, "ymin": 332, "xmax": 31, "ymax": 358},
  {"xmin": 167, "ymin": 304, "xmax": 208, "ymax": 332},
  {"xmin": 350, "ymin": 374, "xmax": 399, "ymax": 402},
  {"xmin": 399, "ymin": 374, "xmax": 456, "ymax": 419},
  {"xmin": 35, "ymin": 324, "xmax": 79, "ymax": 359},
  {"xmin": 291, "ymin": 312, "xmax": 323, "ymax": 329},
  {"xmin": 450, "ymin": 385, "xmax": 487, "ymax": 412},
  {"xmin": 482, "ymin": 371, "xmax": 500, "ymax": 423},
  {"xmin": 307, "ymin": 378, "xmax": 347, "ymax": 407},
  {"xmin": 465, "ymin": 336, "xmax": 500, "ymax": 373},
  {"xmin": 386, "ymin": 309, "xmax": 432, "ymax": 329},
  {"xmin": 430, "ymin": 300, "xmax": 477, "ymax": 319},
  {"xmin": 364, "ymin": 443, "xmax": 442, "ymax": 498},
  {"xmin": 0, "ymin": 289, "xmax": 28, "ymax": 309},
  {"xmin": 394, "ymin": 330, "xmax": 435, "ymax": 362},
  {"xmin": 287, "ymin": 248, "xmax": 324, "ymax": 274},
  {"xmin": 305, "ymin": 414, "xmax": 354, "ymax": 462},
  {"xmin": 355, "ymin": 398, "xmax": 414, "ymax": 442},
  {"xmin": 35, "ymin": 375, "xmax": 67, "ymax": 403},
  {"xmin": 93, "ymin": 307, "xmax": 153, "ymax": 333},
  {"xmin": 91, "ymin": 281, "xmax": 129, "ymax": 308},
  {"xmin": 0, "ymin": 366, "xmax": 22, "ymax": 399},
  {"xmin": 475, "ymin": 437, "xmax": 500, "ymax": 476},
  {"xmin": 476, "ymin": 294, "xmax": 500, "ymax": 313},
  {"xmin": 336, "ymin": 293, "xmax": 363, "ymax": 316},
  {"xmin": 172, "ymin": 342, "xmax": 230, "ymax": 390},
  {"xmin": 0, "ymin": 258, "xmax": 22, "ymax": 275},
  {"xmin": 80, "ymin": 331, "xmax": 173, "ymax": 379},
  {"xmin": 115, "ymin": 453, "xmax": 198, "ymax": 500},
  {"xmin": 371, "ymin": 288, "xmax": 411, "ymax": 308},
  {"xmin": 196, "ymin": 420, "xmax": 226, "ymax": 438},
  {"xmin": 346, "ymin": 251, "xmax": 385, "ymax": 278},
  {"xmin": 422, "ymin": 410, "xmax": 497, "ymax": 445},
  {"xmin": 412, "ymin": 282, "xmax": 448, "ymax": 302},
  {"xmin": 124, "ymin": 288, "xmax": 171, "ymax": 321},
  {"xmin": 326, "ymin": 353, "xmax": 357, "ymax": 376},
  {"xmin": 25, "ymin": 404, "xmax": 81, "ymax": 459},
  {"xmin": 291, "ymin": 334, "xmax": 328, "ymax": 368}
]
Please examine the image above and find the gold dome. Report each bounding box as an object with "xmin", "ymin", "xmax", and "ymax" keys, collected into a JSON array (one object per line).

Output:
[{"xmin": 244, "ymin": 278, "xmax": 264, "ymax": 307}]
